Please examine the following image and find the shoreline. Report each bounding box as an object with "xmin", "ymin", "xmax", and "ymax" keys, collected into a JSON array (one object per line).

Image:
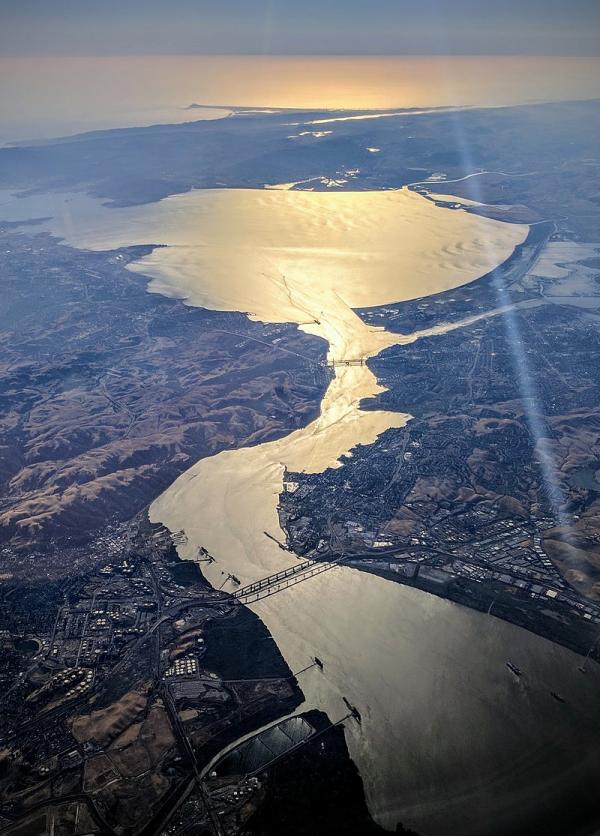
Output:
[{"xmin": 138, "ymin": 190, "xmax": 597, "ymax": 832}]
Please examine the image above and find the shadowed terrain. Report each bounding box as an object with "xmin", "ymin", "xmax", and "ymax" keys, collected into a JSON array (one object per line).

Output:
[{"xmin": 0, "ymin": 223, "xmax": 329, "ymax": 576}]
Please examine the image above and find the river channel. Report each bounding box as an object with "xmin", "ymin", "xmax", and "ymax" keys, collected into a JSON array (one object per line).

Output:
[{"xmin": 2, "ymin": 186, "xmax": 600, "ymax": 835}]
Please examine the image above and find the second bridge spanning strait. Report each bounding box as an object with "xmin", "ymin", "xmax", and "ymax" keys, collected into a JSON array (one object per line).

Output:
[{"xmin": 322, "ymin": 357, "xmax": 366, "ymax": 368}]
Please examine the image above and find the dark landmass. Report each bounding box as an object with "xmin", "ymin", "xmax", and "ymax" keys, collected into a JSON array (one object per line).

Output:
[
  {"xmin": 162, "ymin": 709, "xmax": 401, "ymax": 836},
  {"xmin": 0, "ymin": 223, "xmax": 329, "ymax": 575},
  {"xmin": 241, "ymin": 710, "xmax": 400, "ymax": 836},
  {"xmin": 0, "ymin": 516, "xmax": 384, "ymax": 836},
  {"xmin": 0, "ymin": 516, "xmax": 304, "ymax": 835}
]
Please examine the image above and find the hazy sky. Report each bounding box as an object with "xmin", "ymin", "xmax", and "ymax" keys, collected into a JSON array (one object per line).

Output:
[{"xmin": 1, "ymin": 0, "xmax": 599, "ymax": 56}]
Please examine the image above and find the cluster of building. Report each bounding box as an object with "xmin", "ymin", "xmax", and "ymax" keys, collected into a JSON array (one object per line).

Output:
[{"xmin": 165, "ymin": 653, "xmax": 200, "ymax": 679}]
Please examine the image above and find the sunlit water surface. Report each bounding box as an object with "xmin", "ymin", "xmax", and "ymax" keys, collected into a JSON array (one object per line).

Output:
[
  {"xmin": 1, "ymin": 187, "xmax": 600, "ymax": 834},
  {"xmin": 2, "ymin": 55, "xmax": 600, "ymax": 143}
]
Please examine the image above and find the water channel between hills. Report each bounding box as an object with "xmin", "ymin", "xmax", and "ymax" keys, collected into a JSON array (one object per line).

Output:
[{"xmin": 3, "ymin": 186, "xmax": 600, "ymax": 835}]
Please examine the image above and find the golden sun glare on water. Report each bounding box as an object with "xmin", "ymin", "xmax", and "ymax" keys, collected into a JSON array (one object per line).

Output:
[{"xmin": 1, "ymin": 55, "xmax": 600, "ymax": 142}]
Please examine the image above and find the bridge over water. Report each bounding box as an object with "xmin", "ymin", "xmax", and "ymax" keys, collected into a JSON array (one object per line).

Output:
[
  {"xmin": 322, "ymin": 357, "xmax": 366, "ymax": 368},
  {"xmin": 233, "ymin": 554, "xmax": 346, "ymax": 604}
]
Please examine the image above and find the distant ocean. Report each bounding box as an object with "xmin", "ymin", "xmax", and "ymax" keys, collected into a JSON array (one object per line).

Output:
[{"xmin": 1, "ymin": 54, "xmax": 600, "ymax": 144}]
